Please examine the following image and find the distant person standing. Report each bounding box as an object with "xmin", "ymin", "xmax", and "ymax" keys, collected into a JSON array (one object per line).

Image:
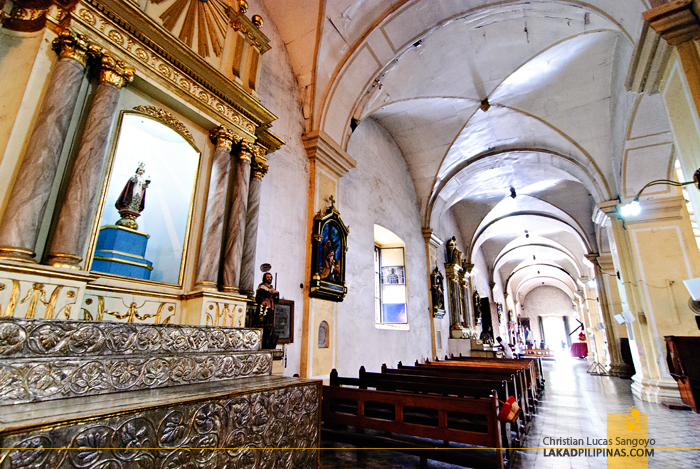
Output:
[{"xmin": 496, "ymin": 336, "xmax": 513, "ymax": 359}]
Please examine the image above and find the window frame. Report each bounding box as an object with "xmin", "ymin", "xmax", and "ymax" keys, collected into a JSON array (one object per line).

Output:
[{"xmin": 374, "ymin": 244, "xmax": 409, "ymax": 330}]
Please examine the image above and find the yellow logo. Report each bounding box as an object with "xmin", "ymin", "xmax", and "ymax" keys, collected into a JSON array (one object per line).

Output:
[{"xmin": 607, "ymin": 406, "xmax": 650, "ymax": 468}]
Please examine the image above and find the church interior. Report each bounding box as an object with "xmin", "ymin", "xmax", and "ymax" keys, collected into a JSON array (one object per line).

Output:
[{"xmin": 2, "ymin": 0, "xmax": 700, "ymax": 467}]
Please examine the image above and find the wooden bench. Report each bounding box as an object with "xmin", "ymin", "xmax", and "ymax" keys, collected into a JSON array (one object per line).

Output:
[
  {"xmin": 383, "ymin": 363, "xmax": 531, "ymax": 435},
  {"xmin": 421, "ymin": 360, "xmax": 538, "ymax": 414},
  {"xmin": 401, "ymin": 361, "xmax": 535, "ymax": 422},
  {"xmin": 437, "ymin": 356, "xmax": 543, "ymax": 404},
  {"xmin": 322, "ymin": 380, "xmax": 505, "ymax": 469},
  {"xmin": 330, "ymin": 367, "xmax": 520, "ymax": 452},
  {"xmin": 448, "ymin": 354, "xmax": 545, "ymax": 392},
  {"xmin": 522, "ymin": 348, "xmax": 555, "ymax": 360}
]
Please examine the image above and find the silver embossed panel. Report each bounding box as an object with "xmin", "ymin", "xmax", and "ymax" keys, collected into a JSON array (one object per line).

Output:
[
  {"xmin": 1, "ymin": 352, "xmax": 273, "ymax": 405},
  {"xmin": 0, "ymin": 318, "xmax": 262, "ymax": 358},
  {"xmin": 0, "ymin": 383, "xmax": 320, "ymax": 469}
]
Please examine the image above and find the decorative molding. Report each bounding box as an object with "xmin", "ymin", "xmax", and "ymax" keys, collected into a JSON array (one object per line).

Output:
[
  {"xmin": 422, "ymin": 228, "xmax": 444, "ymax": 250},
  {"xmin": 644, "ymin": 0, "xmax": 700, "ymax": 45},
  {"xmin": 0, "ymin": 351, "xmax": 272, "ymax": 404},
  {"xmin": 597, "ymin": 255, "xmax": 616, "ymax": 274},
  {"xmin": 69, "ymin": 0, "xmax": 273, "ymax": 134},
  {"xmin": 302, "ymin": 129, "xmax": 357, "ymax": 178},
  {"xmin": 0, "ymin": 383, "xmax": 320, "ymax": 468},
  {"xmin": 133, "ymin": 105, "xmax": 196, "ymax": 146},
  {"xmin": 230, "ymin": 14, "xmax": 270, "ymax": 53},
  {"xmin": 626, "ymin": 21, "xmax": 671, "ymax": 93},
  {"xmin": 0, "ymin": 318, "xmax": 261, "ymax": 358}
]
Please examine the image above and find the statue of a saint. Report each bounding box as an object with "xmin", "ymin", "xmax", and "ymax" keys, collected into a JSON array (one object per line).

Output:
[
  {"xmin": 115, "ymin": 162, "xmax": 150, "ymax": 230},
  {"xmin": 254, "ymin": 272, "xmax": 280, "ymax": 349}
]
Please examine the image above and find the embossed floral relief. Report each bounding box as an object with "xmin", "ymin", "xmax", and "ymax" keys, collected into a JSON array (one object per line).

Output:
[{"xmin": 0, "ymin": 385, "xmax": 320, "ymax": 469}]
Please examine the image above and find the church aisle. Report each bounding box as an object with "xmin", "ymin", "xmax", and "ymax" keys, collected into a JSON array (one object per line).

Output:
[{"xmin": 320, "ymin": 356, "xmax": 700, "ymax": 468}]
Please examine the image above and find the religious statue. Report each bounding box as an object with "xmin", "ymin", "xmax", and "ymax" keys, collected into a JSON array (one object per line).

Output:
[
  {"xmin": 430, "ymin": 266, "xmax": 445, "ymax": 317},
  {"xmin": 115, "ymin": 162, "xmax": 151, "ymax": 230},
  {"xmin": 255, "ymin": 271, "xmax": 280, "ymax": 349}
]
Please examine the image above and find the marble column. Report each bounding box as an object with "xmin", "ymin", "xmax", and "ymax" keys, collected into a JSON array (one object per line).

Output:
[
  {"xmin": 194, "ymin": 126, "xmax": 239, "ymax": 291},
  {"xmin": 46, "ymin": 53, "xmax": 134, "ymax": 269},
  {"xmin": 239, "ymin": 153, "xmax": 268, "ymax": 294},
  {"xmin": 221, "ymin": 141, "xmax": 253, "ymax": 292},
  {"xmin": 0, "ymin": 30, "xmax": 93, "ymax": 262},
  {"xmin": 587, "ymin": 254, "xmax": 631, "ymax": 378}
]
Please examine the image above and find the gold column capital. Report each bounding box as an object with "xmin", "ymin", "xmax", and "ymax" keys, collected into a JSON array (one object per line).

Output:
[
  {"xmin": 251, "ymin": 158, "xmax": 269, "ymax": 180},
  {"xmin": 52, "ymin": 29, "xmax": 92, "ymax": 67},
  {"xmin": 97, "ymin": 52, "xmax": 134, "ymax": 89},
  {"xmin": 209, "ymin": 126, "xmax": 240, "ymax": 149},
  {"xmin": 238, "ymin": 141, "xmax": 255, "ymax": 162}
]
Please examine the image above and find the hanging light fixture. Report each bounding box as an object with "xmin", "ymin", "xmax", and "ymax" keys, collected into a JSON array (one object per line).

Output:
[{"xmin": 620, "ymin": 169, "xmax": 700, "ymax": 217}]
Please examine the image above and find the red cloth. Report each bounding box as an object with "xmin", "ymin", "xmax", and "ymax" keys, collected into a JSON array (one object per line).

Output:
[{"xmin": 571, "ymin": 342, "xmax": 588, "ymax": 358}]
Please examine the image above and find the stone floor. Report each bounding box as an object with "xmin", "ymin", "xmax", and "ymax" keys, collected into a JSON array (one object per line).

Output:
[{"xmin": 319, "ymin": 354, "xmax": 700, "ymax": 468}]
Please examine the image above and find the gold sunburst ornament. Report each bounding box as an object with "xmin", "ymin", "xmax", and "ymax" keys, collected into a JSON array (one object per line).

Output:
[{"xmin": 154, "ymin": 0, "xmax": 228, "ymax": 57}]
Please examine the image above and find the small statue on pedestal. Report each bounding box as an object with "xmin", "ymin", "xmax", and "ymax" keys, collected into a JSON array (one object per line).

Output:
[
  {"xmin": 255, "ymin": 271, "xmax": 279, "ymax": 349},
  {"xmin": 115, "ymin": 162, "xmax": 151, "ymax": 230}
]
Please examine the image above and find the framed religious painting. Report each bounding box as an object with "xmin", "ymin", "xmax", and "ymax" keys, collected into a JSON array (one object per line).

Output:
[
  {"xmin": 309, "ymin": 203, "xmax": 349, "ymax": 302},
  {"xmin": 274, "ymin": 299, "xmax": 294, "ymax": 345}
]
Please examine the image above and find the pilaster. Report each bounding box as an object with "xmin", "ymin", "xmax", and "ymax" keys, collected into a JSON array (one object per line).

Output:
[
  {"xmin": 597, "ymin": 197, "xmax": 700, "ymax": 404},
  {"xmin": 299, "ymin": 130, "xmax": 356, "ymax": 379}
]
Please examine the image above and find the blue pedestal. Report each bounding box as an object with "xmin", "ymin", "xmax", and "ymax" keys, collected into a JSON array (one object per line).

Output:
[{"xmin": 92, "ymin": 226, "xmax": 153, "ymax": 280}]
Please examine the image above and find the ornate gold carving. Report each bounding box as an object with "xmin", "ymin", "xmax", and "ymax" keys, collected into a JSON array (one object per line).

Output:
[
  {"xmin": 151, "ymin": 0, "xmax": 228, "ymax": 57},
  {"xmin": 97, "ymin": 52, "xmax": 134, "ymax": 88},
  {"xmin": 51, "ymin": 29, "xmax": 92, "ymax": 68},
  {"xmin": 238, "ymin": 141, "xmax": 254, "ymax": 162},
  {"xmin": 209, "ymin": 125, "xmax": 241, "ymax": 149},
  {"xmin": 72, "ymin": 4, "xmax": 261, "ymax": 135},
  {"xmin": 251, "ymin": 158, "xmax": 269, "ymax": 180},
  {"xmin": 251, "ymin": 14, "xmax": 263, "ymax": 29},
  {"xmin": 88, "ymin": 296, "xmax": 175, "ymax": 324},
  {"xmin": 133, "ymin": 105, "xmax": 196, "ymax": 146},
  {"xmin": 3, "ymin": 280, "xmax": 20, "ymax": 317},
  {"xmin": 238, "ymin": 0, "xmax": 248, "ymax": 13}
]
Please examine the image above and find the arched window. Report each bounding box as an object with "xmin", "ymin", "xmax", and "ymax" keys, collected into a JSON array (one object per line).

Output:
[{"xmin": 374, "ymin": 225, "xmax": 408, "ymax": 329}]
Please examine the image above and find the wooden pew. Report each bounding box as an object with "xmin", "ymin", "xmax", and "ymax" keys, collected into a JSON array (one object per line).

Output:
[
  {"xmin": 331, "ymin": 367, "xmax": 520, "ymax": 451},
  {"xmin": 522, "ymin": 348, "xmax": 554, "ymax": 360},
  {"xmin": 448, "ymin": 354, "xmax": 545, "ymax": 392},
  {"xmin": 322, "ymin": 381, "xmax": 505, "ymax": 469},
  {"xmin": 439, "ymin": 356, "xmax": 543, "ymax": 403},
  {"xmin": 390, "ymin": 362, "xmax": 533, "ymax": 426},
  {"xmin": 416, "ymin": 359, "xmax": 539, "ymax": 413}
]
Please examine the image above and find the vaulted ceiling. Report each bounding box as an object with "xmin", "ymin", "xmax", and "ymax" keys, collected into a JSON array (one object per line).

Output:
[{"xmin": 263, "ymin": 0, "xmax": 676, "ymax": 302}]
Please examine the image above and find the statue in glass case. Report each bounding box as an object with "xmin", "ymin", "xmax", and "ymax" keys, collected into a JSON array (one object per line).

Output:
[{"xmin": 115, "ymin": 162, "xmax": 151, "ymax": 230}]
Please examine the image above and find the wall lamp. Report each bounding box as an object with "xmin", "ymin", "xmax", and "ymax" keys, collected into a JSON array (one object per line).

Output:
[{"xmin": 620, "ymin": 169, "xmax": 700, "ymax": 217}]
